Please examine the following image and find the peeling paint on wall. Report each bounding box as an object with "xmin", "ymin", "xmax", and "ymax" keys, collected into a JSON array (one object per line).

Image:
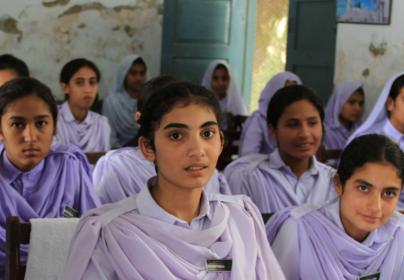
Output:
[
  {"xmin": 42, "ymin": 0, "xmax": 70, "ymax": 8},
  {"xmin": 0, "ymin": 16, "xmax": 22, "ymax": 41},
  {"xmin": 368, "ymin": 42, "xmax": 387, "ymax": 57},
  {"xmin": 0, "ymin": 1, "xmax": 163, "ymax": 100},
  {"xmin": 362, "ymin": 68, "xmax": 370, "ymax": 77}
]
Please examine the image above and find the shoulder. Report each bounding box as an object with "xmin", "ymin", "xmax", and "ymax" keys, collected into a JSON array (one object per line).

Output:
[
  {"xmin": 314, "ymin": 160, "xmax": 336, "ymax": 175},
  {"xmin": 50, "ymin": 144, "xmax": 87, "ymax": 159},
  {"xmin": 225, "ymin": 153, "xmax": 269, "ymax": 176},
  {"xmin": 89, "ymin": 111, "xmax": 110, "ymax": 124}
]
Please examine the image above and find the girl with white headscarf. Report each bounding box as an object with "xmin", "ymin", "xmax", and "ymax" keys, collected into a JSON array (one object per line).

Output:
[
  {"xmin": 102, "ymin": 54, "xmax": 146, "ymax": 148},
  {"xmin": 324, "ymin": 81, "xmax": 365, "ymax": 150},
  {"xmin": 347, "ymin": 73, "xmax": 404, "ymax": 150},
  {"xmin": 238, "ymin": 71, "xmax": 302, "ymax": 156},
  {"xmin": 201, "ymin": 60, "xmax": 246, "ymax": 116}
]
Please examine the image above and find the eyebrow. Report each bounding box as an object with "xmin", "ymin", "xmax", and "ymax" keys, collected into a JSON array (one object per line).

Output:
[
  {"xmin": 8, "ymin": 115, "xmax": 50, "ymax": 120},
  {"xmin": 163, "ymin": 121, "xmax": 218, "ymax": 130},
  {"xmin": 355, "ymin": 179, "xmax": 400, "ymax": 191}
]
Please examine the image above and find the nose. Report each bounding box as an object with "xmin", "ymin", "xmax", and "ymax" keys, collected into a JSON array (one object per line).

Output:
[
  {"xmin": 298, "ymin": 123, "xmax": 311, "ymax": 138},
  {"xmin": 187, "ymin": 135, "xmax": 205, "ymax": 158},
  {"xmin": 367, "ymin": 192, "xmax": 382, "ymax": 215},
  {"xmin": 23, "ymin": 124, "xmax": 38, "ymax": 142}
]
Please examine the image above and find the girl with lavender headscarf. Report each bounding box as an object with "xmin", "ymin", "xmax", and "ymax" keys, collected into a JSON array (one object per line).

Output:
[
  {"xmin": 102, "ymin": 54, "xmax": 147, "ymax": 148},
  {"xmin": 225, "ymin": 85, "xmax": 336, "ymax": 213},
  {"xmin": 201, "ymin": 60, "xmax": 246, "ymax": 116},
  {"xmin": 324, "ymin": 82, "xmax": 365, "ymax": 150},
  {"xmin": 55, "ymin": 58, "xmax": 111, "ymax": 152},
  {"xmin": 239, "ymin": 71, "xmax": 302, "ymax": 156},
  {"xmin": 0, "ymin": 78, "xmax": 100, "ymax": 278},
  {"xmin": 267, "ymin": 134, "xmax": 404, "ymax": 280},
  {"xmin": 64, "ymin": 82, "xmax": 285, "ymax": 279},
  {"xmin": 94, "ymin": 76, "xmax": 231, "ymax": 204}
]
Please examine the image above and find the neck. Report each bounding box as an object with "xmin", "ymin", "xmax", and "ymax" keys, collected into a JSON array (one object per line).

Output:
[
  {"xmin": 339, "ymin": 116, "xmax": 353, "ymax": 130},
  {"xmin": 217, "ymin": 91, "xmax": 226, "ymax": 100},
  {"xmin": 126, "ymin": 88, "xmax": 141, "ymax": 100},
  {"xmin": 389, "ymin": 117, "xmax": 404, "ymax": 134},
  {"xmin": 279, "ymin": 151, "xmax": 311, "ymax": 178},
  {"xmin": 68, "ymin": 102, "xmax": 87, "ymax": 122},
  {"xmin": 151, "ymin": 179, "xmax": 203, "ymax": 224}
]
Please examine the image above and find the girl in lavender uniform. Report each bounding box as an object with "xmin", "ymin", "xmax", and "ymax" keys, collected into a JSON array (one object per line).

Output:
[
  {"xmin": 55, "ymin": 58, "xmax": 111, "ymax": 152},
  {"xmin": 324, "ymin": 81, "xmax": 365, "ymax": 150},
  {"xmin": 64, "ymin": 82, "xmax": 285, "ymax": 279},
  {"xmin": 201, "ymin": 60, "xmax": 246, "ymax": 116},
  {"xmin": 347, "ymin": 73, "xmax": 404, "ymax": 209},
  {"xmin": 102, "ymin": 54, "xmax": 147, "ymax": 148},
  {"xmin": 267, "ymin": 134, "xmax": 404, "ymax": 280},
  {"xmin": 239, "ymin": 71, "xmax": 302, "ymax": 156},
  {"xmin": 225, "ymin": 85, "xmax": 336, "ymax": 213},
  {"xmin": 0, "ymin": 78, "xmax": 100, "ymax": 278}
]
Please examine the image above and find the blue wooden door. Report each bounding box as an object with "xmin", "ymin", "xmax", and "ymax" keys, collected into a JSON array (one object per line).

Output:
[
  {"xmin": 160, "ymin": 0, "xmax": 256, "ymax": 107},
  {"xmin": 286, "ymin": 0, "xmax": 337, "ymax": 102}
]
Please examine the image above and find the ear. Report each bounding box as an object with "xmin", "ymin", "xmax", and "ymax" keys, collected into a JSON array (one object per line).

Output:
[
  {"xmin": 386, "ymin": 96, "xmax": 395, "ymax": 113},
  {"xmin": 333, "ymin": 174, "xmax": 343, "ymax": 197},
  {"xmin": 135, "ymin": 112, "xmax": 141, "ymax": 128},
  {"xmin": 60, "ymin": 83, "xmax": 70, "ymax": 95},
  {"xmin": 138, "ymin": 136, "xmax": 155, "ymax": 161},
  {"xmin": 219, "ymin": 131, "xmax": 225, "ymax": 152}
]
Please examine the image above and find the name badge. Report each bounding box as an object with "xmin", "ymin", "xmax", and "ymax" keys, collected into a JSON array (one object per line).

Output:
[
  {"xmin": 63, "ymin": 205, "xmax": 80, "ymax": 218},
  {"xmin": 206, "ymin": 260, "xmax": 232, "ymax": 272},
  {"xmin": 358, "ymin": 272, "xmax": 380, "ymax": 280}
]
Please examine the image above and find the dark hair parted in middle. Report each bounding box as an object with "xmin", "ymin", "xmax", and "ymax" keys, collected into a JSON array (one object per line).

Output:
[
  {"xmin": 266, "ymin": 84, "xmax": 325, "ymax": 128},
  {"xmin": 0, "ymin": 77, "xmax": 58, "ymax": 129},
  {"xmin": 338, "ymin": 134, "xmax": 404, "ymax": 186},
  {"xmin": 138, "ymin": 81, "xmax": 223, "ymax": 148},
  {"xmin": 60, "ymin": 58, "xmax": 101, "ymax": 84}
]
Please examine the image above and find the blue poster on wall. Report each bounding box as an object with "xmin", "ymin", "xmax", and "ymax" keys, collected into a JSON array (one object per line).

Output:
[{"xmin": 337, "ymin": 0, "xmax": 392, "ymax": 24}]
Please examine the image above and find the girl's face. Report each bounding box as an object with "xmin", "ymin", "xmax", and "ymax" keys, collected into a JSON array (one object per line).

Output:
[
  {"xmin": 61, "ymin": 67, "xmax": 98, "ymax": 110},
  {"xmin": 340, "ymin": 90, "xmax": 365, "ymax": 124},
  {"xmin": 0, "ymin": 95, "xmax": 54, "ymax": 171},
  {"xmin": 387, "ymin": 87, "xmax": 404, "ymax": 133},
  {"xmin": 141, "ymin": 103, "xmax": 223, "ymax": 191},
  {"xmin": 270, "ymin": 99, "xmax": 322, "ymax": 164},
  {"xmin": 335, "ymin": 162, "xmax": 401, "ymax": 242},
  {"xmin": 124, "ymin": 63, "xmax": 146, "ymax": 93},
  {"xmin": 211, "ymin": 67, "xmax": 230, "ymax": 100}
]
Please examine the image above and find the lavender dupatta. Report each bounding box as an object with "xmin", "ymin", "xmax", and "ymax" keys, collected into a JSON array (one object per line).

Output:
[{"xmin": 64, "ymin": 192, "xmax": 285, "ymax": 279}]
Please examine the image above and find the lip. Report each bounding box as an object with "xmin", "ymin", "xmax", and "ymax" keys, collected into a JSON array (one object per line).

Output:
[
  {"xmin": 22, "ymin": 148, "xmax": 41, "ymax": 157},
  {"xmin": 184, "ymin": 163, "xmax": 208, "ymax": 177},
  {"xmin": 295, "ymin": 142, "xmax": 313, "ymax": 151},
  {"xmin": 360, "ymin": 214, "xmax": 381, "ymax": 224}
]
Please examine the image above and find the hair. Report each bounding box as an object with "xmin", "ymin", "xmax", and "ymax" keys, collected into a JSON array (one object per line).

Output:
[
  {"xmin": 388, "ymin": 74, "xmax": 404, "ymax": 100},
  {"xmin": 0, "ymin": 77, "xmax": 58, "ymax": 129},
  {"xmin": 132, "ymin": 57, "xmax": 147, "ymax": 72},
  {"xmin": 138, "ymin": 81, "xmax": 223, "ymax": 149},
  {"xmin": 137, "ymin": 75, "xmax": 177, "ymax": 112},
  {"xmin": 213, "ymin": 63, "xmax": 229, "ymax": 75},
  {"xmin": 0, "ymin": 54, "xmax": 29, "ymax": 77},
  {"xmin": 60, "ymin": 58, "xmax": 100, "ymax": 84},
  {"xmin": 266, "ymin": 84, "xmax": 324, "ymax": 128},
  {"xmin": 337, "ymin": 134, "xmax": 404, "ymax": 186}
]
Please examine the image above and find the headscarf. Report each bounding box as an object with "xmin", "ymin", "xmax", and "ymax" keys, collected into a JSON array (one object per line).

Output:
[
  {"xmin": 348, "ymin": 72, "xmax": 404, "ymax": 144},
  {"xmin": 102, "ymin": 54, "xmax": 145, "ymax": 148},
  {"xmin": 201, "ymin": 60, "xmax": 247, "ymax": 115}
]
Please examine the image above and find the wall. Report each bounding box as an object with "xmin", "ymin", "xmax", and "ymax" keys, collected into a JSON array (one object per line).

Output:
[
  {"xmin": 334, "ymin": 0, "xmax": 403, "ymax": 114},
  {"xmin": 0, "ymin": 0, "xmax": 163, "ymax": 99}
]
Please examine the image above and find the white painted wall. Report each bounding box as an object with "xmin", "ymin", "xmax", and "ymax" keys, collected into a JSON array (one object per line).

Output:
[
  {"xmin": 334, "ymin": 0, "xmax": 403, "ymax": 114},
  {"xmin": 0, "ymin": 0, "xmax": 163, "ymax": 99}
]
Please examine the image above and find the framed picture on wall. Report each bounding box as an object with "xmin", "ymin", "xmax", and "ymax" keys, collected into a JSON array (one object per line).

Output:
[{"xmin": 337, "ymin": 0, "xmax": 392, "ymax": 25}]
